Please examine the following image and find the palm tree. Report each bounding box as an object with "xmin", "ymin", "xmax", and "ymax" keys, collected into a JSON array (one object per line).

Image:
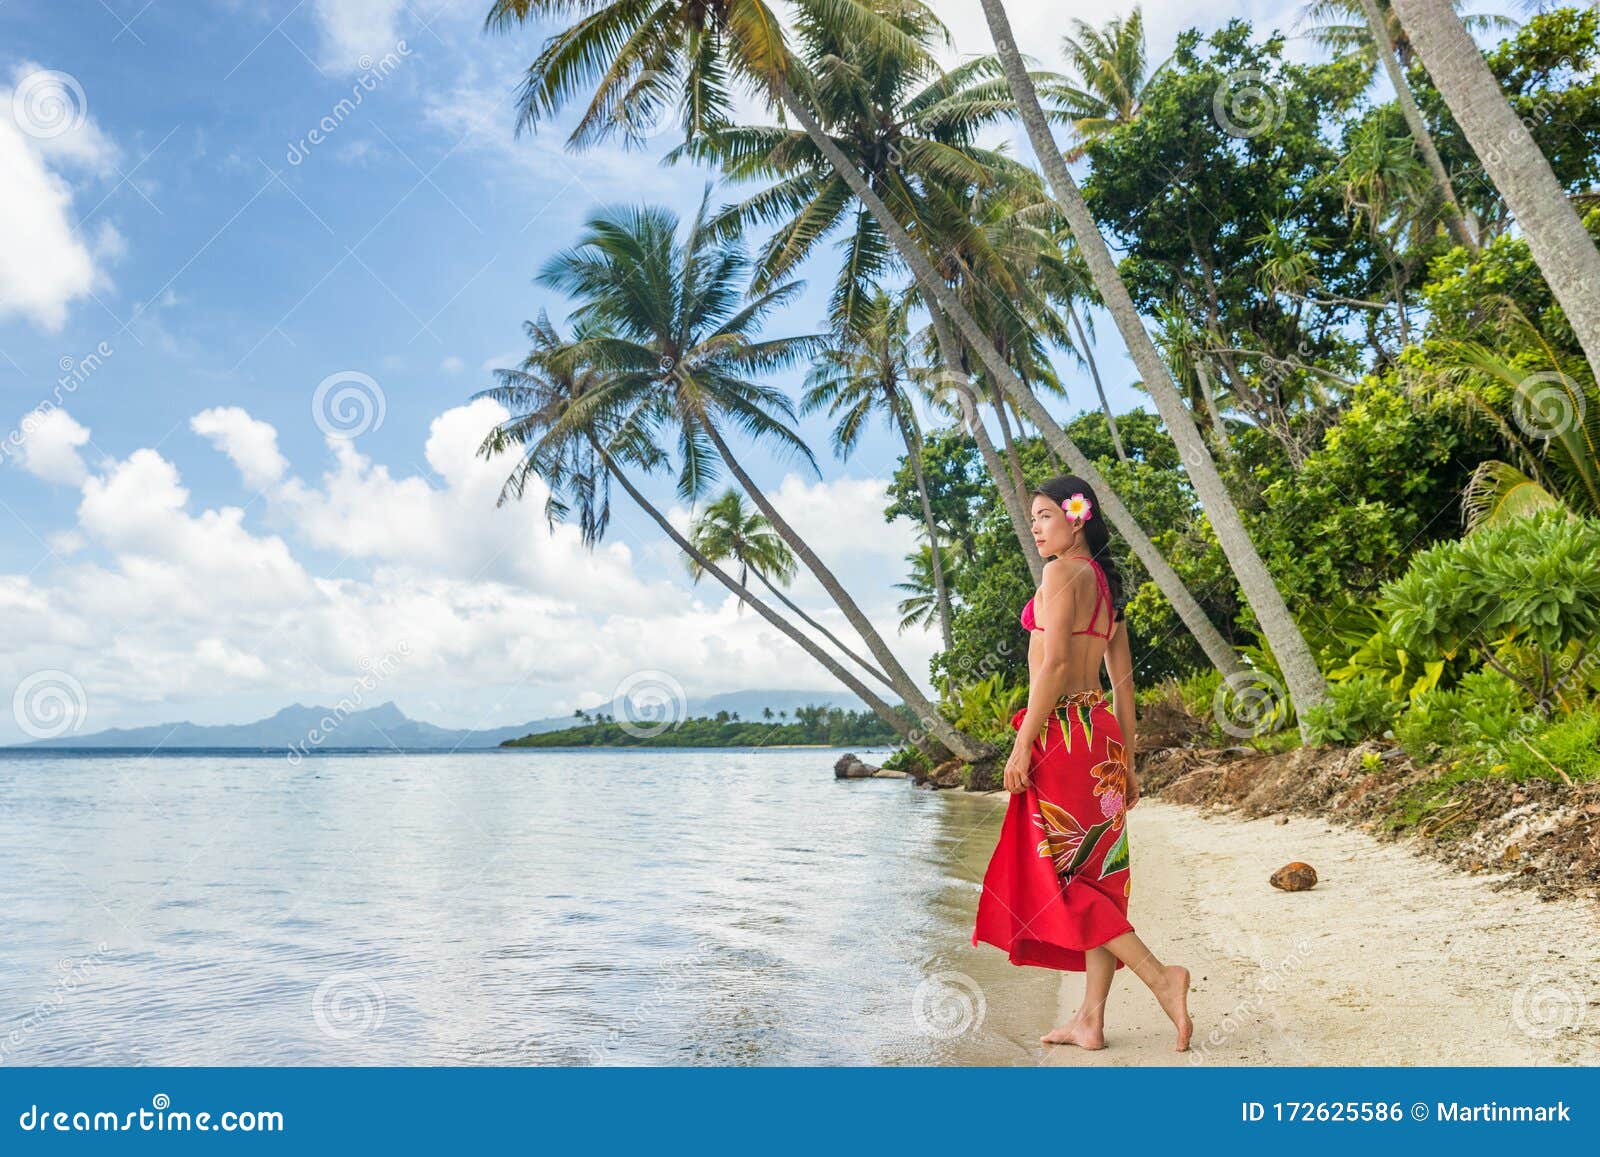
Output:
[
  {"xmin": 893, "ymin": 543, "xmax": 962, "ymax": 635},
  {"xmin": 802, "ymin": 289, "xmax": 955, "ymax": 650},
  {"xmin": 979, "ymin": 0, "xmax": 1327, "ymax": 718},
  {"xmin": 473, "ymin": 313, "xmax": 949, "ymax": 757},
  {"xmin": 1044, "ymin": 7, "xmax": 1167, "ymax": 161},
  {"xmin": 1387, "ymin": 0, "xmax": 1600, "ymax": 382},
  {"xmin": 486, "ymin": 0, "xmax": 1247, "ymax": 681},
  {"xmin": 687, "ymin": 489, "xmax": 891, "ymax": 684},
  {"xmin": 537, "ymin": 193, "xmax": 995, "ymax": 763},
  {"xmin": 1301, "ymin": 0, "xmax": 1512, "ymax": 68}
]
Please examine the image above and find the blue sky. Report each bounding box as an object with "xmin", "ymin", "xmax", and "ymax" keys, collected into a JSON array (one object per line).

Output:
[{"xmin": 0, "ymin": 0, "xmax": 1323, "ymax": 742}]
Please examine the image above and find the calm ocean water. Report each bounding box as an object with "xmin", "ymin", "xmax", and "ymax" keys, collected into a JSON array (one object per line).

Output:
[{"xmin": 0, "ymin": 747, "xmax": 1061, "ymax": 1066}]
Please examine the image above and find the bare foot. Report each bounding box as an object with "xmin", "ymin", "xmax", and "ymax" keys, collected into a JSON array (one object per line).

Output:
[
  {"xmin": 1040, "ymin": 1013, "xmax": 1106, "ymax": 1049},
  {"xmin": 1155, "ymin": 965, "xmax": 1193, "ymax": 1051}
]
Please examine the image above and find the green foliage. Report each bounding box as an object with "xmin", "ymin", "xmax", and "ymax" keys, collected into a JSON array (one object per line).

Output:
[
  {"xmin": 1380, "ymin": 512, "xmax": 1600, "ymax": 711},
  {"xmin": 1302, "ymin": 674, "xmax": 1397, "ymax": 746},
  {"xmin": 502, "ymin": 705, "xmax": 898, "ymax": 748},
  {"xmin": 882, "ymin": 745, "xmax": 934, "ymax": 775},
  {"xmin": 1500, "ymin": 712, "xmax": 1600, "ymax": 783},
  {"xmin": 1393, "ymin": 670, "xmax": 1531, "ymax": 763},
  {"xmin": 943, "ymin": 674, "xmax": 1027, "ymax": 748}
]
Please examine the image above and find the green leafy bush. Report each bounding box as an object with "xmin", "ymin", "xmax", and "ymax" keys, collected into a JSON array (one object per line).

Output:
[
  {"xmin": 1381, "ymin": 512, "xmax": 1600, "ymax": 712},
  {"xmin": 1501, "ymin": 712, "xmax": 1600, "ymax": 782},
  {"xmin": 1393, "ymin": 670, "xmax": 1529, "ymax": 761},
  {"xmin": 1303, "ymin": 674, "xmax": 1398, "ymax": 745}
]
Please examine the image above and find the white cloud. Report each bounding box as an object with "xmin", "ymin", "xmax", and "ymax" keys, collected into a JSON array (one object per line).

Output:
[
  {"xmin": 440, "ymin": 355, "xmax": 464, "ymax": 374},
  {"xmin": 11, "ymin": 407, "xmax": 92, "ymax": 485},
  {"xmin": 0, "ymin": 64, "xmax": 121, "ymax": 331},
  {"xmin": 310, "ymin": 0, "xmax": 406, "ymax": 71},
  {"xmin": 0, "ymin": 402, "xmax": 932, "ymax": 740},
  {"xmin": 190, "ymin": 406, "xmax": 289, "ymax": 490}
]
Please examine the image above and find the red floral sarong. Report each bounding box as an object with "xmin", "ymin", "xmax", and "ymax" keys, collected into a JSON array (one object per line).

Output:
[{"xmin": 971, "ymin": 688, "xmax": 1134, "ymax": 971}]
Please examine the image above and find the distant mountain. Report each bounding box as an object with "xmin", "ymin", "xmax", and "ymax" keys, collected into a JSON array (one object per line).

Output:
[{"xmin": 14, "ymin": 690, "xmax": 871, "ymax": 751}]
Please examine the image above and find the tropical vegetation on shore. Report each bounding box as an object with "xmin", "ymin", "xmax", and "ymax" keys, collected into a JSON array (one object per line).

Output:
[
  {"xmin": 501, "ymin": 703, "xmax": 900, "ymax": 748},
  {"xmin": 474, "ymin": 0, "xmax": 1600, "ymax": 788}
]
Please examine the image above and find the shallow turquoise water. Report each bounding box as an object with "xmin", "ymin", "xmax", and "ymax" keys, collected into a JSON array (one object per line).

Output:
[{"xmin": 0, "ymin": 748, "xmax": 1059, "ymax": 1065}]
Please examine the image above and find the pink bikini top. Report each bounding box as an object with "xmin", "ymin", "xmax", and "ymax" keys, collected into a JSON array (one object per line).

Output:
[{"xmin": 1020, "ymin": 556, "xmax": 1114, "ymax": 638}]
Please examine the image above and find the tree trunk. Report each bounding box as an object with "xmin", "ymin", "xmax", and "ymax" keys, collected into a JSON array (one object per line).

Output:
[
  {"xmin": 1359, "ymin": 0, "xmax": 1478, "ymax": 253},
  {"xmin": 774, "ymin": 80, "xmax": 1243, "ymax": 678},
  {"xmin": 749, "ymin": 569, "xmax": 892, "ymax": 688},
  {"xmin": 1067, "ymin": 299, "xmax": 1129, "ymax": 462},
  {"xmin": 696, "ymin": 418, "xmax": 996, "ymax": 762},
  {"xmin": 928, "ymin": 308, "xmax": 1043, "ymax": 585},
  {"xmin": 898, "ymin": 410, "xmax": 956, "ymax": 652},
  {"xmin": 602, "ymin": 446, "xmax": 951, "ymax": 760},
  {"xmin": 976, "ymin": 0, "xmax": 1325, "ymax": 720},
  {"xmin": 1389, "ymin": 0, "xmax": 1600, "ymax": 380},
  {"xmin": 988, "ymin": 378, "xmax": 1030, "ymax": 498}
]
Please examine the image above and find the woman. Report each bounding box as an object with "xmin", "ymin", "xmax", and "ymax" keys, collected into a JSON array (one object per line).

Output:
[{"xmin": 971, "ymin": 475, "xmax": 1193, "ymax": 1052}]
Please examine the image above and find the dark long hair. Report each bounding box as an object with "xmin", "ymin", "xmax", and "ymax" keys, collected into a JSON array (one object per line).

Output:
[{"xmin": 1030, "ymin": 475, "xmax": 1126, "ymax": 622}]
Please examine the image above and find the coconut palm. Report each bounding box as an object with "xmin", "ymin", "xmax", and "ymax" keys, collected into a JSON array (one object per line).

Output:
[
  {"xmin": 802, "ymin": 289, "xmax": 955, "ymax": 650},
  {"xmin": 473, "ymin": 315, "xmax": 941, "ymax": 754},
  {"xmin": 1387, "ymin": 0, "xmax": 1600, "ymax": 382},
  {"xmin": 537, "ymin": 193, "xmax": 995, "ymax": 762},
  {"xmin": 1043, "ymin": 7, "xmax": 1168, "ymax": 161},
  {"xmin": 688, "ymin": 11, "xmax": 1235, "ymax": 668},
  {"xmin": 893, "ymin": 543, "xmax": 962, "ymax": 634},
  {"xmin": 1301, "ymin": 0, "xmax": 1495, "ymax": 251},
  {"xmin": 980, "ymin": 0, "xmax": 1328, "ymax": 719},
  {"xmin": 687, "ymin": 489, "xmax": 891, "ymax": 684}
]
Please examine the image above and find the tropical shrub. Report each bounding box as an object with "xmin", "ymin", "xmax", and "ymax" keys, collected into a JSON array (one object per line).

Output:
[
  {"xmin": 1302, "ymin": 674, "xmax": 1397, "ymax": 746},
  {"xmin": 1380, "ymin": 512, "xmax": 1600, "ymax": 713}
]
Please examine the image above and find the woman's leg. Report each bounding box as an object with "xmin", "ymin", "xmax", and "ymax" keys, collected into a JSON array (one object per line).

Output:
[
  {"xmin": 1039, "ymin": 946, "xmax": 1114, "ymax": 1048},
  {"xmin": 1100, "ymin": 930, "xmax": 1193, "ymax": 1051}
]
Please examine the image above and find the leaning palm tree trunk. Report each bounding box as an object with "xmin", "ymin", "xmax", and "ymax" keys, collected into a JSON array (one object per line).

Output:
[
  {"xmin": 988, "ymin": 379, "xmax": 1031, "ymax": 498},
  {"xmin": 748, "ymin": 567, "xmax": 892, "ymax": 687},
  {"xmin": 601, "ymin": 444, "xmax": 952, "ymax": 761},
  {"xmin": 695, "ymin": 418, "xmax": 995, "ymax": 763},
  {"xmin": 1388, "ymin": 0, "xmax": 1600, "ymax": 380},
  {"xmin": 1067, "ymin": 299, "xmax": 1129, "ymax": 462},
  {"xmin": 897, "ymin": 413, "xmax": 956, "ymax": 651},
  {"xmin": 976, "ymin": 0, "xmax": 1325, "ymax": 715},
  {"xmin": 773, "ymin": 80, "xmax": 1243, "ymax": 679},
  {"xmin": 927, "ymin": 309, "xmax": 1042, "ymax": 584},
  {"xmin": 1358, "ymin": 0, "xmax": 1477, "ymax": 252}
]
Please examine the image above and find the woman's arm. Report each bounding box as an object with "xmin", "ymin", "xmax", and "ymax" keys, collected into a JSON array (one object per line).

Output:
[
  {"xmin": 1004, "ymin": 562, "xmax": 1079, "ymax": 792},
  {"xmin": 1104, "ymin": 620, "xmax": 1140, "ymax": 808}
]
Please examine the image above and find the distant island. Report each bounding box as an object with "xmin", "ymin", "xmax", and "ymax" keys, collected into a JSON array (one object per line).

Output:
[
  {"xmin": 10, "ymin": 690, "xmax": 872, "ymax": 752},
  {"xmin": 502, "ymin": 704, "xmax": 898, "ymax": 748}
]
